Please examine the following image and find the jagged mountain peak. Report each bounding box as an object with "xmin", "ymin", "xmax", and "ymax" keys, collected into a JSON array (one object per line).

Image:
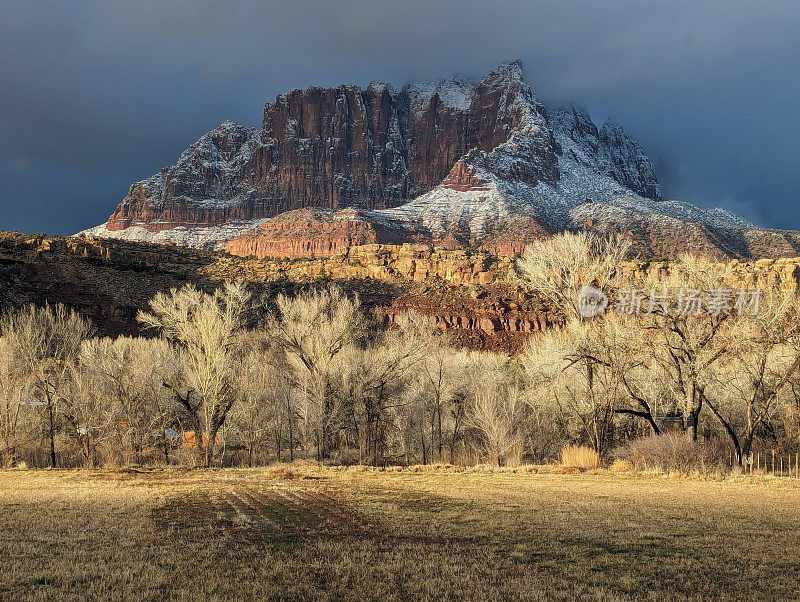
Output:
[
  {"xmin": 481, "ymin": 59, "xmax": 526, "ymax": 84},
  {"xmin": 366, "ymin": 80, "xmax": 395, "ymax": 96},
  {"xmin": 402, "ymin": 74, "xmax": 476, "ymax": 112},
  {"xmin": 80, "ymin": 62, "xmax": 786, "ymax": 260}
]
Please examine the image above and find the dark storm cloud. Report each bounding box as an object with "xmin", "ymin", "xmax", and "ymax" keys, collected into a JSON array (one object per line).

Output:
[{"xmin": 1, "ymin": 0, "xmax": 798, "ymax": 234}]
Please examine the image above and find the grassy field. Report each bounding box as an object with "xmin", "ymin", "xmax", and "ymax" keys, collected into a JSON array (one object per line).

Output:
[{"xmin": 1, "ymin": 466, "xmax": 800, "ymax": 600}]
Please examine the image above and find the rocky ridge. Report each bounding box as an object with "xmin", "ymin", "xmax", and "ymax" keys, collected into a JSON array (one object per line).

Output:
[{"xmin": 5, "ymin": 233, "xmax": 800, "ymax": 353}]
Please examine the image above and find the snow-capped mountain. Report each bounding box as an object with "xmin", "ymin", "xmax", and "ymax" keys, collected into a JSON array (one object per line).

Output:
[{"xmin": 82, "ymin": 61, "xmax": 796, "ymax": 259}]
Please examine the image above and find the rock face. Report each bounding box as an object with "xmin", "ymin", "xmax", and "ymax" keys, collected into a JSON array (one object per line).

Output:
[
  {"xmin": 86, "ymin": 62, "xmax": 664, "ymax": 245},
  {"xmin": 548, "ymin": 106, "xmax": 661, "ymax": 200},
  {"xmin": 0, "ymin": 232, "xmax": 556, "ymax": 352},
  {"xmin": 107, "ymin": 122, "xmax": 264, "ymax": 231},
  {"xmin": 84, "ymin": 61, "xmax": 800, "ymax": 261},
  {"xmin": 7, "ymin": 232, "xmax": 800, "ymax": 353},
  {"xmin": 225, "ymin": 208, "xmax": 409, "ymax": 259},
  {"xmin": 99, "ymin": 62, "xmax": 564, "ymax": 234}
]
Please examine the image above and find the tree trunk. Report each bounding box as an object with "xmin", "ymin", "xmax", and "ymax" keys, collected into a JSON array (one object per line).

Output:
[
  {"xmin": 205, "ymin": 426, "xmax": 219, "ymax": 468},
  {"xmin": 47, "ymin": 399, "xmax": 56, "ymax": 468},
  {"xmin": 286, "ymin": 392, "xmax": 294, "ymax": 461},
  {"xmin": 703, "ymin": 392, "xmax": 742, "ymax": 464},
  {"xmin": 686, "ymin": 385, "xmax": 701, "ymax": 441},
  {"xmin": 436, "ymin": 392, "xmax": 443, "ymax": 460},
  {"xmin": 687, "ymin": 411, "xmax": 698, "ymax": 441}
]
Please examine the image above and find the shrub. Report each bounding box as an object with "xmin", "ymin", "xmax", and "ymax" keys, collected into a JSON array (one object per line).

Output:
[
  {"xmin": 264, "ymin": 465, "xmax": 297, "ymax": 480},
  {"xmin": 560, "ymin": 444, "xmax": 602, "ymax": 469},
  {"xmin": 613, "ymin": 434, "xmax": 730, "ymax": 475},
  {"xmin": 609, "ymin": 458, "xmax": 633, "ymax": 473}
]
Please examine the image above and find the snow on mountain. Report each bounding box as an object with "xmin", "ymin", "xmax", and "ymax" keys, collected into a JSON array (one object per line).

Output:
[
  {"xmin": 128, "ymin": 121, "xmax": 260, "ymax": 214},
  {"xmin": 167, "ymin": 121, "xmax": 261, "ymax": 210},
  {"xmin": 369, "ymin": 108, "xmax": 754, "ymax": 245},
  {"xmin": 82, "ymin": 218, "xmax": 271, "ymax": 249},
  {"xmin": 403, "ymin": 75, "xmax": 475, "ymax": 112},
  {"xmin": 80, "ymin": 61, "xmax": 773, "ymax": 258}
]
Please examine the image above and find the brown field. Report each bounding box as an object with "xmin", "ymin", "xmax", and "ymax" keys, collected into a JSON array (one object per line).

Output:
[{"xmin": 1, "ymin": 466, "xmax": 800, "ymax": 600}]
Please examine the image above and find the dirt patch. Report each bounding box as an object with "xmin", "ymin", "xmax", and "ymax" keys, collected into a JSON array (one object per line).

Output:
[{"xmin": 151, "ymin": 483, "xmax": 372, "ymax": 540}]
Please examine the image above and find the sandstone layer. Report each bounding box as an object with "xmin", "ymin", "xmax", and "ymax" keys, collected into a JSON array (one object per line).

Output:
[{"xmin": 6, "ymin": 233, "xmax": 800, "ymax": 354}]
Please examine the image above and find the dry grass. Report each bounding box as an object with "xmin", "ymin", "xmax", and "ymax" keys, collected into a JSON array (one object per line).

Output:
[
  {"xmin": 560, "ymin": 444, "xmax": 603, "ymax": 469},
  {"xmin": 1, "ymin": 466, "xmax": 800, "ymax": 600},
  {"xmin": 609, "ymin": 458, "xmax": 634, "ymax": 473}
]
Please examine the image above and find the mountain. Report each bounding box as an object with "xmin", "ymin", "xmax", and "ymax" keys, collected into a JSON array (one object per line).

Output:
[{"xmin": 82, "ymin": 61, "xmax": 799, "ymax": 259}]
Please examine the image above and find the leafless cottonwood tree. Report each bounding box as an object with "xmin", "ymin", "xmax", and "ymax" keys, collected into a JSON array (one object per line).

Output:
[
  {"xmin": 637, "ymin": 254, "xmax": 734, "ymax": 440},
  {"xmin": 60, "ymin": 358, "xmax": 116, "ymax": 467},
  {"xmin": 139, "ymin": 282, "xmax": 250, "ymax": 467},
  {"xmin": 270, "ymin": 285, "xmax": 361, "ymax": 461},
  {"xmin": 466, "ymin": 353, "xmax": 527, "ymax": 466},
  {"xmin": 703, "ymin": 290, "xmax": 800, "ymax": 463},
  {"xmin": 414, "ymin": 321, "xmax": 470, "ymax": 463},
  {"xmin": 0, "ymin": 337, "xmax": 30, "ymax": 466},
  {"xmin": 343, "ymin": 312, "xmax": 430, "ymax": 465},
  {"xmin": 601, "ymin": 316, "xmax": 671, "ymax": 435},
  {"xmin": 522, "ymin": 323, "xmax": 621, "ymax": 453},
  {"xmin": 517, "ymin": 230, "xmax": 630, "ymax": 323},
  {"xmin": 0, "ymin": 304, "xmax": 93, "ymax": 467},
  {"xmin": 232, "ymin": 344, "xmax": 296, "ymax": 465},
  {"xmin": 518, "ymin": 232, "xmax": 631, "ymax": 453},
  {"xmin": 77, "ymin": 337, "xmax": 177, "ymax": 465}
]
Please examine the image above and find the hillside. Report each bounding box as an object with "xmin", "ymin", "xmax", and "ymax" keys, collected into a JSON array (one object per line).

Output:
[{"xmin": 5, "ymin": 232, "xmax": 800, "ymax": 352}]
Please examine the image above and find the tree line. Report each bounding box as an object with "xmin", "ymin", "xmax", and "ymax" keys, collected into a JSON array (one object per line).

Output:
[{"xmin": 2, "ymin": 232, "xmax": 800, "ymax": 469}]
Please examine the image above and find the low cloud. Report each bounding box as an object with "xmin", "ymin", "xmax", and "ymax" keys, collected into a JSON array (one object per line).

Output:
[{"xmin": 1, "ymin": 0, "xmax": 798, "ymax": 233}]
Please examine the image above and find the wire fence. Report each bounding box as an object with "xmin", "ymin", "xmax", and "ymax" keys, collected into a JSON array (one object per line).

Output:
[{"xmin": 737, "ymin": 451, "xmax": 800, "ymax": 477}]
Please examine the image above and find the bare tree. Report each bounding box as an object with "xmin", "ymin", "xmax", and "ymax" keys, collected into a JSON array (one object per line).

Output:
[
  {"xmin": 0, "ymin": 337, "xmax": 31, "ymax": 466},
  {"xmin": 60, "ymin": 357, "xmax": 116, "ymax": 467},
  {"xmin": 0, "ymin": 304, "xmax": 93, "ymax": 467},
  {"xmin": 465, "ymin": 353, "xmax": 527, "ymax": 466},
  {"xmin": 232, "ymin": 343, "xmax": 296, "ymax": 465},
  {"xmin": 517, "ymin": 230, "xmax": 630, "ymax": 324},
  {"xmin": 703, "ymin": 290, "xmax": 800, "ymax": 463},
  {"xmin": 383, "ymin": 310, "xmax": 468, "ymax": 464},
  {"xmin": 639, "ymin": 254, "xmax": 734, "ymax": 440},
  {"xmin": 138, "ymin": 282, "xmax": 250, "ymax": 467},
  {"xmin": 419, "ymin": 334, "xmax": 468, "ymax": 462},
  {"xmin": 603, "ymin": 317, "xmax": 669, "ymax": 435},
  {"xmin": 345, "ymin": 312, "xmax": 429, "ymax": 465},
  {"xmin": 77, "ymin": 337, "xmax": 177, "ymax": 465},
  {"xmin": 522, "ymin": 323, "xmax": 621, "ymax": 454},
  {"xmin": 270, "ymin": 285, "xmax": 361, "ymax": 461}
]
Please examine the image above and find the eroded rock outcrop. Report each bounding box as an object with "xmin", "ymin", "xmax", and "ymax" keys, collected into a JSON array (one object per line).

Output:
[
  {"xmin": 6, "ymin": 233, "xmax": 800, "ymax": 352},
  {"xmin": 224, "ymin": 208, "xmax": 407, "ymax": 259}
]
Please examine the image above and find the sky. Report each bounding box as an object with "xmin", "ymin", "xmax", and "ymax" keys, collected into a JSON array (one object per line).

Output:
[{"xmin": 1, "ymin": 0, "xmax": 798, "ymax": 234}]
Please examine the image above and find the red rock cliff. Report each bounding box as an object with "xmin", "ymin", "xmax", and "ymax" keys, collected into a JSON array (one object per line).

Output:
[{"xmin": 106, "ymin": 63, "xmax": 559, "ymax": 233}]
